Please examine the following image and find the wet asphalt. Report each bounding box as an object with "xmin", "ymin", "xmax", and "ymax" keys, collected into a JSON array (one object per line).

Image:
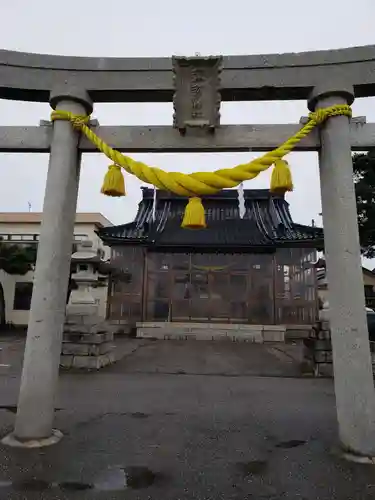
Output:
[{"xmin": 0, "ymin": 337, "xmax": 373, "ymax": 499}]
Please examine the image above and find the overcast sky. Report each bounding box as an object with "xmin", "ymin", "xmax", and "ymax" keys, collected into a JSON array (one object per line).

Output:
[{"xmin": 0, "ymin": 0, "xmax": 374, "ymax": 262}]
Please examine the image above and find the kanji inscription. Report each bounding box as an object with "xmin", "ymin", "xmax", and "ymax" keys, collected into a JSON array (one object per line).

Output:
[{"xmin": 172, "ymin": 56, "xmax": 222, "ymax": 133}]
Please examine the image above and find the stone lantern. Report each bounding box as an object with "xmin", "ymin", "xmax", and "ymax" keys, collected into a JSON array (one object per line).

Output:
[
  {"xmin": 61, "ymin": 240, "xmax": 115, "ymax": 370},
  {"xmin": 68, "ymin": 240, "xmax": 100, "ymax": 315}
]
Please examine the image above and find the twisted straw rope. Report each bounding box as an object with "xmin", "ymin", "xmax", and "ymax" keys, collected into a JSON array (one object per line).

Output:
[{"xmin": 51, "ymin": 104, "xmax": 352, "ymax": 196}]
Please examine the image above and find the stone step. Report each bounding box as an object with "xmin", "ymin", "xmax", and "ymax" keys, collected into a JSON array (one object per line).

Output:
[{"xmin": 135, "ymin": 322, "xmax": 286, "ymax": 343}]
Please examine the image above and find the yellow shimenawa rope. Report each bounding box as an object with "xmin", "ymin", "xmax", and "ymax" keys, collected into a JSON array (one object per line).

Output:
[{"xmin": 50, "ymin": 104, "xmax": 351, "ymax": 228}]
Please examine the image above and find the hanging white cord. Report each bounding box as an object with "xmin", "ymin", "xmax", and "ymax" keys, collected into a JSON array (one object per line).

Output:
[
  {"xmin": 152, "ymin": 186, "xmax": 157, "ymax": 221},
  {"xmin": 238, "ymin": 183, "xmax": 246, "ymax": 219}
]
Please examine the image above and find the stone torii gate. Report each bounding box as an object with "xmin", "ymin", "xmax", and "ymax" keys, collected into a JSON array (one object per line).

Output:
[{"xmin": 1, "ymin": 46, "xmax": 375, "ymax": 458}]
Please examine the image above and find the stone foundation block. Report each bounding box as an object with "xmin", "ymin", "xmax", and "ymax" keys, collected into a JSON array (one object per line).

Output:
[
  {"xmin": 61, "ymin": 352, "xmax": 115, "ymax": 370},
  {"xmin": 62, "ymin": 314, "xmax": 115, "ymax": 370},
  {"xmin": 136, "ymin": 322, "xmax": 267, "ymax": 342},
  {"xmin": 237, "ymin": 331, "xmax": 263, "ymax": 343},
  {"xmin": 65, "ymin": 316, "xmax": 101, "ymax": 327},
  {"xmin": 163, "ymin": 333, "xmax": 188, "ymax": 340},
  {"xmin": 314, "ymin": 351, "xmax": 332, "ymax": 363},
  {"xmin": 64, "ymin": 323, "xmax": 111, "ymax": 335},
  {"xmin": 238, "ymin": 324, "xmax": 263, "ymax": 331},
  {"xmin": 190, "ymin": 328, "xmax": 211, "ymax": 336},
  {"xmin": 215, "ymin": 324, "xmax": 239, "ymax": 331},
  {"xmin": 212, "ymin": 333, "xmax": 230, "ymax": 341},
  {"xmin": 285, "ymin": 325, "xmax": 312, "ymax": 340},
  {"xmin": 244, "ymin": 335, "xmax": 263, "ymax": 343},
  {"xmin": 61, "ymin": 341, "xmax": 113, "ymax": 356},
  {"xmin": 317, "ymin": 363, "xmax": 334, "ymax": 377},
  {"xmin": 320, "ymin": 321, "xmax": 330, "ymax": 331},
  {"xmin": 112, "ymin": 324, "xmax": 132, "ymax": 335},
  {"xmin": 263, "ymin": 326, "xmax": 286, "ymax": 342},
  {"xmin": 317, "ymin": 330, "xmax": 331, "ymax": 340},
  {"xmin": 314, "ymin": 339, "xmax": 332, "ymax": 351},
  {"xmin": 138, "ymin": 328, "xmax": 164, "ymax": 339},
  {"xmin": 110, "ymin": 319, "xmax": 130, "ymax": 325},
  {"xmin": 185, "ymin": 334, "xmax": 197, "ymax": 340},
  {"xmin": 65, "ymin": 306, "xmax": 99, "ymax": 320},
  {"xmin": 193, "ymin": 331, "xmax": 214, "ymax": 341},
  {"xmin": 63, "ymin": 332, "xmax": 114, "ymax": 344},
  {"xmin": 60, "ymin": 355, "xmax": 74, "ymax": 368}
]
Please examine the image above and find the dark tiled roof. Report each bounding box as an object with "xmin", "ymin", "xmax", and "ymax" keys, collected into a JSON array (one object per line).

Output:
[{"xmin": 98, "ymin": 187, "xmax": 323, "ymax": 250}]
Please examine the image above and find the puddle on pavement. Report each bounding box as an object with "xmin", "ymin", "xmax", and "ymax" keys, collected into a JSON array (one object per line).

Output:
[
  {"xmin": 275, "ymin": 439, "xmax": 307, "ymax": 449},
  {"xmin": 124, "ymin": 466, "xmax": 158, "ymax": 489},
  {"xmin": 0, "ymin": 466, "xmax": 158, "ymax": 492},
  {"xmin": 236, "ymin": 459, "xmax": 269, "ymax": 476},
  {"xmin": 0, "ymin": 405, "xmax": 62, "ymax": 414},
  {"xmin": 130, "ymin": 412, "xmax": 149, "ymax": 419},
  {"xmin": 59, "ymin": 481, "xmax": 94, "ymax": 491},
  {"xmin": 12, "ymin": 479, "xmax": 52, "ymax": 491}
]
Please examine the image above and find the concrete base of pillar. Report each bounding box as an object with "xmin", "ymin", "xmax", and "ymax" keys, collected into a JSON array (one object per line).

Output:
[
  {"xmin": 1, "ymin": 429, "xmax": 63, "ymax": 448},
  {"xmin": 337, "ymin": 448, "xmax": 375, "ymax": 465}
]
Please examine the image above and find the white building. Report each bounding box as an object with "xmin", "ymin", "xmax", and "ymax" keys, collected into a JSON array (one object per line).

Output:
[{"xmin": 0, "ymin": 212, "xmax": 113, "ymax": 327}]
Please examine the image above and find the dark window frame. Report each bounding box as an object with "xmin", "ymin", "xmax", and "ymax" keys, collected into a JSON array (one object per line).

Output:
[{"xmin": 13, "ymin": 282, "xmax": 33, "ymax": 311}]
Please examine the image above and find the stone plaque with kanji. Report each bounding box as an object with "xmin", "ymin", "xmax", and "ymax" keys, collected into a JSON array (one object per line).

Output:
[{"xmin": 172, "ymin": 55, "xmax": 222, "ymax": 133}]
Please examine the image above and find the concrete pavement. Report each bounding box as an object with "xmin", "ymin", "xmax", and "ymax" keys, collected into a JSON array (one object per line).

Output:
[
  {"xmin": 107, "ymin": 339, "xmax": 303, "ymax": 377},
  {"xmin": 0, "ymin": 336, "xmax": 373, "ymax": 499}
]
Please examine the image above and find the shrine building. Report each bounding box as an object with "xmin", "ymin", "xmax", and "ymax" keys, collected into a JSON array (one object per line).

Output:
[{"xmin": 99, "ymin": 187, "xmax": 323, "ymax": 334}]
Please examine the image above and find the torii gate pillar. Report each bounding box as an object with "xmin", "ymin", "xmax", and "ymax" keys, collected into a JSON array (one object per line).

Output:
[
  {"xmin": 309, "ymin": 84, "xmax": 375, "ymax": 457},
  {"xmin": 2, "ymin": 85, "xmax": 93, "ymax": 447}
]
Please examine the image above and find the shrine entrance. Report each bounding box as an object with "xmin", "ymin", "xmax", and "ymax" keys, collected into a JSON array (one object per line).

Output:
[
  {"xmin": 145, "ymin": 252, "xmax": 275, "ymax": 324},
  {"xmin": 0, "ymin": 46, "xmax": 374, "ymax": 457}
]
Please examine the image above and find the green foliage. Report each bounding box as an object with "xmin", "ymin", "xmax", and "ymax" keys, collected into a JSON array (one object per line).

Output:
[
  {"xmin": 0, "ymin": 241, "xmax": 37, "ymax": 275},
  {"xmin": 353, "ymin": 151, "xmax": 375, "ymax": 258}
]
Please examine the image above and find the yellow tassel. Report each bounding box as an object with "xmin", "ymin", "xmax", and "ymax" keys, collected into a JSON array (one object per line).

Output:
[
  {"xmin": 181, "ymin": 197, "xmax": 206, "ymax": 229},
  {"xmin": 100, "ymin": 164, "xmax": 125, "ymax": 197},
  {"xmin": 270, "ymin": 159, "xmax": 293, "ymax": 194}
]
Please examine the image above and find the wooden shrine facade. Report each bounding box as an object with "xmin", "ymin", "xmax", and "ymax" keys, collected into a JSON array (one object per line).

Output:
[{"xmin": 99, "ymin": 188, "xmax": 324, "ymax": 326}]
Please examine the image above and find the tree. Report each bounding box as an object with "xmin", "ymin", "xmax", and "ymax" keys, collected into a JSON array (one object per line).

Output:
[
  {"xmin": 353, "ymin": 151, "xmax": 375, "ymax": 258},
  {"xmin": 0, "ymin": 239, "xmax": 75, "ymax": 304},
  {"xmin": 0, "ymin": 241, "xmax": 37, "ymax": 275}
]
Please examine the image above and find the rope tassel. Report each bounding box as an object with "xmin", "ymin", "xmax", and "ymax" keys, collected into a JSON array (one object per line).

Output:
[
  {"xmin": 101, "ymin": 164, "xmax": 126, "ymax": 197},
  {"xmin": 270, "ymin": 160, "xmax": 293, "ymax": 195},
  {"xmin": 181, "ymin": 197, "xmax": 206, "ymax": 229}
]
